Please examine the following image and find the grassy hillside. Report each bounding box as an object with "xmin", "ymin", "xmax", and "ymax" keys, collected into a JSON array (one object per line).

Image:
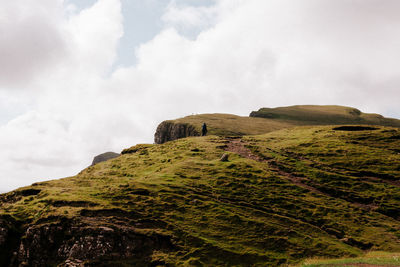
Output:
[
  {"xmin": 1, "ymin": 125, "xmax": 400, "ymax": 266},
  {"xmin": 171, "ymin": 113, "xmax": 296, "ymax": 136},
  {"xmin": 250, "ymin": 105, "xmax": 400, "ymax": 127},
  {"xmin": 158, "ymin": 106, "xmax": 400, "ymax": 144}
]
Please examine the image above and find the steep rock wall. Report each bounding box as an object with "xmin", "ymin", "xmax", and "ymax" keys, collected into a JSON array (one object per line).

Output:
[
  {"xmin": 154, "ymin": 121, "xmax": 200, "ymax": 144},
  {"xmin": 0, "ymin": 215, "xmax": 174, "ymax": 267},
  {"xmin": 0, "ymin": 216, "xmax": 21, "ymax": 266}
]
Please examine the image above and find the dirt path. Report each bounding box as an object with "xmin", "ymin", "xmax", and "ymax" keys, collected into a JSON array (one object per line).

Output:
[
  {"xmin": 225, "ymin": 138, "xmax": 264, "ymax": 162},
  {"xmin": 224, "ymin": 138, "xmax": 379, "ymax": 211},
  {"xmin": 362, "ymin": 175, "xmax": 400, "ymax": 188},
  {"xmin": 224, "ymin": 138, "xmax": 326, "ymax": 195},
  {"xmin": 263, "ymin": 145, "xmax": 400, "ymax": 189}
]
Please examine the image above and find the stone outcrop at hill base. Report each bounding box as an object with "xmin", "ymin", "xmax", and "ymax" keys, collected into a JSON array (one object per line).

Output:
[
  {"xmin": 0, "ymin": 216, "xmax": 20, "ymax": 266},
  {"xmin": 0, "ymin": 214, "xmax": 174, "ymax": 267},
  {"xmin": 154, "ymin": 121, "xmax": 199, "ymax": 144}
]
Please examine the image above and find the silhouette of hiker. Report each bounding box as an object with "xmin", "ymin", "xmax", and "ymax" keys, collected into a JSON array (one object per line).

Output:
[{"xmin": 202, "ymin": 123, "xmax": 207, "ymax": 136}]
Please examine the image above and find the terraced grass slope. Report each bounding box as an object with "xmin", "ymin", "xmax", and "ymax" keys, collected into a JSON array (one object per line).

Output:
[
  {"xmin": 155, "ymin": 106, "xmax": 400, "ymax": 144},
  {"xmin": 1, "ymin": 125, "xmax": 400, "ymax": 266}
]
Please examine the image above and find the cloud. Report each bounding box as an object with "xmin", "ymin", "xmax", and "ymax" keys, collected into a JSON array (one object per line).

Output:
[
  {"xmin": 119, "ymin": 0, "xmax": 400, "ymax": 122},
  {"xmin": 0, "ymin": 0, "xmax": 67, "ymax": 88},
  {"xmin": 0, "ymin": 0, "xmax": 124, "ymax": 191},
  {"xmin": 1, "ymin": 0, "xmax": 400, "ymax": 192},
  {"xmin": 162, "ymin": 1, "xmax": 218, "ymax": 34}
]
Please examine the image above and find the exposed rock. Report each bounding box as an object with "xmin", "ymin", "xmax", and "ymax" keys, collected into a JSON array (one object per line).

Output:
[
  {"xmin": 0, "ymin": 210, "xmax": 175, "ymax": 266},
  {"xmin": 91, "ymin": 152, "xmax": 120, "ymax": 166},
  {"xmin": 220, "ymin": 153, "xmax": 229, "ymax": 162},
  {"xmin": 0, "ymin": 216, "xmax": 21, "ymax": 266},
  {"xmin": 339, "ymin": 236, "xmax": 373, "ymax": 250},
  {"xmin": 154, "ymin": 121, "xmax": 200, "ymax": 144},
  {"xmin": 12, "ymin": 217, "xmax": 175, "ymax": 266},
  {"xmin": 121, "ymin": 144, "xmax": 152, "ymax": 155},
  {"xmin": 19, "ymin": 189, "xmax": 41, "ymax": 197},
  {"xmin": 333, "ymin": 126, "xmax": 379, "ymax": 131}
]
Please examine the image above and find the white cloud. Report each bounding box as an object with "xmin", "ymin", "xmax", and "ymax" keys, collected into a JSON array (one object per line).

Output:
[
  {"xmin": 0, "ymin": 0, "xmax": 124, "ymax": 191},
  {"xmin": 1, "ymin": 0, "xmax": 400, "ymax": 192},
  {"xmin": 162, "ymin": 1, "xmax": 218, "ymax": 33}
]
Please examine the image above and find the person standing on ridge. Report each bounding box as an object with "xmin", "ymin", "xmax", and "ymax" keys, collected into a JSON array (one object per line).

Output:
[{"xmin": 202, "ymin": 123, "xmax": 207, "ymax": 136}]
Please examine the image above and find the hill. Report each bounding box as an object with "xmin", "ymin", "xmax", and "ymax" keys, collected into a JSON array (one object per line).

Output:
[
  {"xmin": 154, "ymin": 113, "xmax": 295, "ymax": 144},
  {"xmin": 154, "ymin": 105, "xmax": 400, "ymax": 143},
  {"xmin": 1, "ymin": 123, "xmax": 400, "ymax": 266},
  {"xmin": 251, "ymin": 105, "xmax": 400, "ymax": 127}
]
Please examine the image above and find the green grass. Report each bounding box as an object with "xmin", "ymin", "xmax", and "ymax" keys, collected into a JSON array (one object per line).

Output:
[
  {"xmin": 1, "ymin": 124, "xmax": 400, "ymax": 266},
  {"xmin": 250, "ymin": 105, "xmax": 400, "ymax": 127},
  {"xmin": 298, "ymin": 251, "xmax": 400, "ymax": 266},
  {"xmin": 172, "ymin": 113, "xmax": 296, "ymax": 136},
  {"xmin": 245, "ymin": 126, "xmax": 400, "ymax": 220},
  {"xmin": 162, "ymin": 106, "xmax": 400, "ymax": 142}
]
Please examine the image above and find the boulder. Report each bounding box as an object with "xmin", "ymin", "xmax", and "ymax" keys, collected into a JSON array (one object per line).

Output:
[
  {"xmin": 91, "ymin": 152, "xmax": 120, "ymax": 166},
  {"xmin": 220, "ymin": 153, "xmax": 229, "ymax": 162}
]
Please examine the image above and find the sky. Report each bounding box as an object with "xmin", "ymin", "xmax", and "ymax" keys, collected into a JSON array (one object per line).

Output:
[{"xmin": 0, "ymin": 0, "xmax": 399, "ymax": 192}]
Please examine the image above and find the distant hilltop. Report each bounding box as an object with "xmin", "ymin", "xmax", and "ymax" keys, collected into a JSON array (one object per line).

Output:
[{"xmin": 154, "ymin": 105, "xmax": 400, "ymax": 144}]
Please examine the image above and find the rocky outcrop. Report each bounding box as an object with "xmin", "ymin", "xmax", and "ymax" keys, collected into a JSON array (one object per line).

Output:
[
  {"xmin": 0, "ymin": 215, "xmax": 175, "ymax": 267},
  {"xmin": 0, "ymin": 215, "xmax": 21, "ymax": 266},
  {"xmin": 121, "ymin": 144, "xmax": 152, "ymax": 155},
  {"xmin": 154, "ymin": 121, "xmax": 199, "ymax": 144},
  {"xmin": 91, "ymin": 152, "xmax": 120, "ymax": 166}
]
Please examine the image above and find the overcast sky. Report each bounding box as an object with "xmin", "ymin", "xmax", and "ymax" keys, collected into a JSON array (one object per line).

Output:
[{"xmin": 0, "ymin": 0, "xmax": 399, "ymax": 192}]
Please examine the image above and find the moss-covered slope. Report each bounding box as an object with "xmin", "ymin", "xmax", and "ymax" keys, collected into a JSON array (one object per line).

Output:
[
  {"xmin": 1, "ymin": 125, "xmax": 400, "ymax": 266},
  {"xmin": 250, "ymin": 105, "xmax": 400, "ymax": 127}
]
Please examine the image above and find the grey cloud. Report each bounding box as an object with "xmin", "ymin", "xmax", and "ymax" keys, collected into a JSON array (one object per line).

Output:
[{"xmin": 0, "ymin": 1, "xmax": 67, "ymax": 88}]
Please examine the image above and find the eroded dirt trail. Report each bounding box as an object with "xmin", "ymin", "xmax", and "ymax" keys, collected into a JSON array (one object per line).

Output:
[
  {"xmin": 224, "ymin": 138, "xmax": 379, "ymax": 212},
  {"xmin": 225, "ymin": 138, "xmax": 264, "ymax": 162},
  {"xmin": 224, "ymin": 138, "xmax": 327, "ymax": 196}
]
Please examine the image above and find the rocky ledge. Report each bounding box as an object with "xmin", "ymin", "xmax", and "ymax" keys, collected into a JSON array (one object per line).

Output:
[
  {"xmin": 0, "ymin": 212, "xmax": 175, "ymax": 266},
  {"xmin": 154, "ymin": 121, "xmax": 199, "ymax": 144}
]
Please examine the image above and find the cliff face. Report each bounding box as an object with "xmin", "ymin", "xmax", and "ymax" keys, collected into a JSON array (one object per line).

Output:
[
  {"xmin": 154, "ymin": 121, "xmax": 199, "ymax": 144},
  {"xmin": 0, "ymin": 216, "xmax": 20, "ymax": 266},
  {"xmin": 0, "ymin": 214, "xmax": 174, "ymax": 266}
]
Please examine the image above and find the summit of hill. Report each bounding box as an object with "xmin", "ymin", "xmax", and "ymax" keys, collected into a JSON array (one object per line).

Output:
[{"xmin": 154, "ymin": 105, "xmax": 400, "ymax": 144}]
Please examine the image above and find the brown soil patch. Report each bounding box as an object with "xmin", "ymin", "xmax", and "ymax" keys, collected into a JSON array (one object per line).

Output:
[{"xmin": 225, "ymin": 138, "xmax": 264, "ymax": 161}]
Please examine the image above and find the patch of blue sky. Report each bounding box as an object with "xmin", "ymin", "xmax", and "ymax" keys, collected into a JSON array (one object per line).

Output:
[{"xmin": 67, "ymin": 0, "xmax": 216, "ymax": 67}]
